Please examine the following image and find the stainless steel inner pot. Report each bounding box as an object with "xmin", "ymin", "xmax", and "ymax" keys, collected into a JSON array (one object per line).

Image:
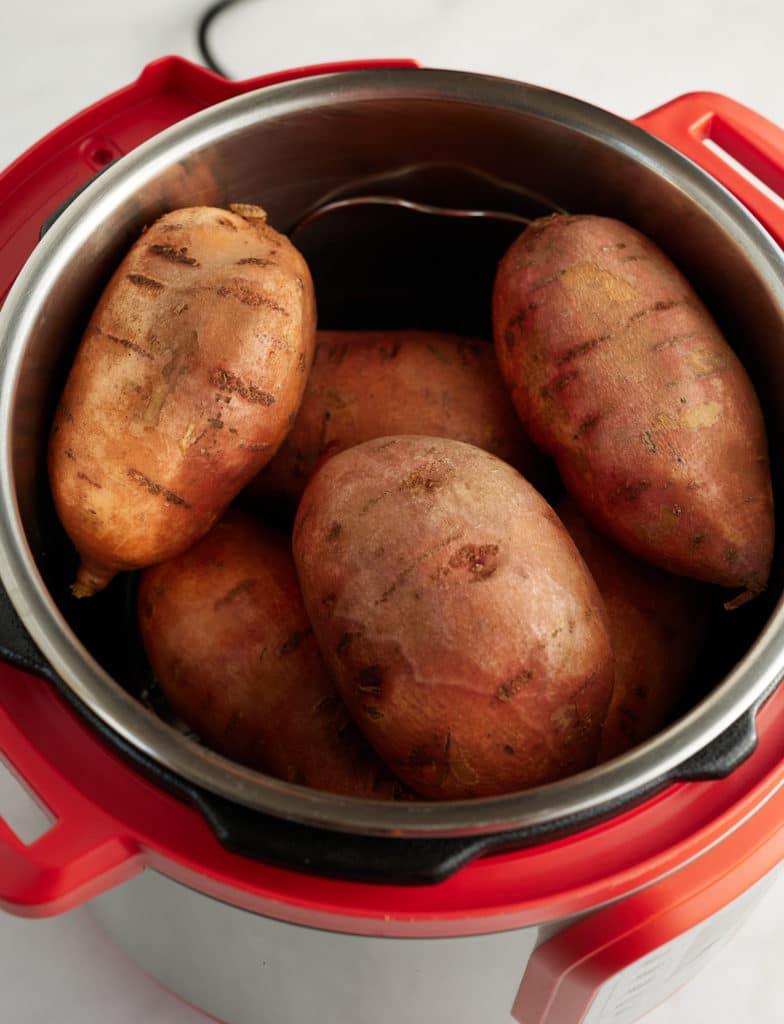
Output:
[{"xmin": 0, "ymin": 67, "xmax": 782, "ymax": 841}]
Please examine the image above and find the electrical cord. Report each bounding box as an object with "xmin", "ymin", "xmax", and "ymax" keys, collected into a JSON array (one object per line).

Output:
[{"xmin": 197, "ymin": 0, "xmax": 252, "ymax": 79}]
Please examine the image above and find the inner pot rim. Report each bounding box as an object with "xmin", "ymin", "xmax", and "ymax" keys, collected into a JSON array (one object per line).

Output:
[{"xmin": 1, "ymin": 66, "xmax": 783, "ymax": 839}]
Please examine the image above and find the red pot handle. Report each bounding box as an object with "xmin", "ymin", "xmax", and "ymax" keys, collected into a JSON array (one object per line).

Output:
[
  {"xmin": 635, "ymin": 92, "xmax": 784, "ymax": 249},
  {"xmin": 0, "ymin": 688, "xmax": 143, "ymax": 917},
  {"xmin": 0, "ymin": 55, "xmax": 419, "ymax": 306}
]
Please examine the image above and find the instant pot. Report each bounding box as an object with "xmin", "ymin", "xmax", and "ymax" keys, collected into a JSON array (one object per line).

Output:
[{"xmin": 0, "ymin": 56, "xmax": 783, "ymax": 1024}]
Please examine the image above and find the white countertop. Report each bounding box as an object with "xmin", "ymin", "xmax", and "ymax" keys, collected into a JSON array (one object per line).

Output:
[{"xmin": 1, "ymin": 1, "xmax": 784, "ymax": 1021}]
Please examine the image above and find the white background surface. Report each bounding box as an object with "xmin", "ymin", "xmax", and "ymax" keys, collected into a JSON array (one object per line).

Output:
[{"xmin": 1, "ymin": 0, "xmax": 784, "ymax": 1021}]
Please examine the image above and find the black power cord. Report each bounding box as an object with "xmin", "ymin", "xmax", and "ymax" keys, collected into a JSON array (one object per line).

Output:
[{"xmin": 197, "ymin": 0, "xmax": 253, "ymax": 79}]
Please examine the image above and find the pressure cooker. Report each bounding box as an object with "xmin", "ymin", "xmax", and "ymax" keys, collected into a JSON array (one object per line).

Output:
[{"xmin": 0, "ymin": 57, "xmax": 782, "ymax": 1024}]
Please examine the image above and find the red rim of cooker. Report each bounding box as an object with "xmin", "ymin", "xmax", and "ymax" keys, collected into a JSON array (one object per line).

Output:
[{"xmin": 3, "ymin": 662, "xmax": 784, "ymax": 936}]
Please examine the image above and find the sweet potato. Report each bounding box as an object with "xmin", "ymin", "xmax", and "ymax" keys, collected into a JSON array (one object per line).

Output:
[
  {"xmin": 556, "ymin": 498, "xmax": 711, "ymax": 762},
  {"xmin": 493, "ymin": 214, "xmax": 774, "ymax": 598},
  {"xmin": 246, "ymin": 329, "xmax": 545, "ymax": 504},
  {"xmin": 49, "ymin": 204, "xmax": 316, "ymax": 597},
  {"xmin": 137, "ymin": 509, "xmax": 402, "ymax": 798},
  {"xmin": 292, "ymin": 435, "xmax": 614, "ymax": 799}
]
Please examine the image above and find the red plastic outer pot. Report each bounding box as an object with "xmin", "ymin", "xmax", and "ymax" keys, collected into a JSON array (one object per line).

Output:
[{"xmin": 1, "ymin": 56, "xmax": 784, "ymax": 1023}]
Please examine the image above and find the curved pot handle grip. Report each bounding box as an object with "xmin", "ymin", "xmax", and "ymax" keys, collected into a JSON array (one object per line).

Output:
[
  {"xmin": 635, "ymin": 92, "xmax": 784, "ymax": 248},
  {"xmin": 0, "ymin": 684, "xmax": 142, "ymax": 916}
]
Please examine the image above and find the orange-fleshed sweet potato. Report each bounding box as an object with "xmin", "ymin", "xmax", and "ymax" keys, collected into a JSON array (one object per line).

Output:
[
  {"xmin": 493, "ymin": 214, "xmax": 774, "ymax": 598},
  {"xmin": 49, "ymin": 204, "xmax": 316, "ymax": 597},
  {"xmin": 137, "ymin": 509, "xmax": 402, "ymax": 798},
  {"xmin": 292, "ymin": 435, "xmax": 614, "ymax": 800},
  {"xmin": 556, "ymin": 498, "xmax": 711, "ymax": 763},
  {"xmin": 246, "ymin": 329, "xmax": 544, "ymax": 505}
]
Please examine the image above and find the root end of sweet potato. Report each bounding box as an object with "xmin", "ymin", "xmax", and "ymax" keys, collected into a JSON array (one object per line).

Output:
[
  {"xmin": 724, "ymin": 586, "xmax": 765, "ymax": 612},
  {"xmin": 228, "ymin": 203, "xmax": 268, "ymax": 225},
  {"xmin": 71, "ymin": 563, "xmax": 116, "ymax": 599}
]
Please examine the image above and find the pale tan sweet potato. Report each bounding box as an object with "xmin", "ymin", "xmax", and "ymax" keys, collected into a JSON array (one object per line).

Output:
[
  {"xmin": 137, "ymin": 509, "xmax": 403, "ymax": 798},
  {"xmin": 49, "ymin": 204, "xmax": 316, "ymax": 597},
  {"xmin": 292, "ymin": 435, "xmax": 614, "ymax": 800},
  {"xmin": 493, "ymin": 213, "xmax": 774, "ymax": 598},
  {"xmin": 556, "ymin": 498, "xmax": 712, "ymax": 762},
  {"xmin": 245, "ymin": 329, "xmax": 545, "ymax": 505}
]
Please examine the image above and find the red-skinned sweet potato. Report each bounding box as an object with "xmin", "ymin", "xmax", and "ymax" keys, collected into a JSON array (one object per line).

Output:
[
  {"xmin": 246, "ymin": 329, "xmax": 545, "ymax": 505},
  {"xmin": 49, "ymin": 204, "xmax": 316, "ymax": 597},
  {"xmin": 293, "ymin": 435, "xmax": 614, "ymax": 800},
  {"xmin": 493, "ymin": 213, "xmax": 774, "ymax": 599},
  {"xmin": 556, "ymin": 498, "xmax": 712, "ymax": 762},
  {"xmin": 137, "ymin": 509, "xmax": 403, "ymax": 798}
]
